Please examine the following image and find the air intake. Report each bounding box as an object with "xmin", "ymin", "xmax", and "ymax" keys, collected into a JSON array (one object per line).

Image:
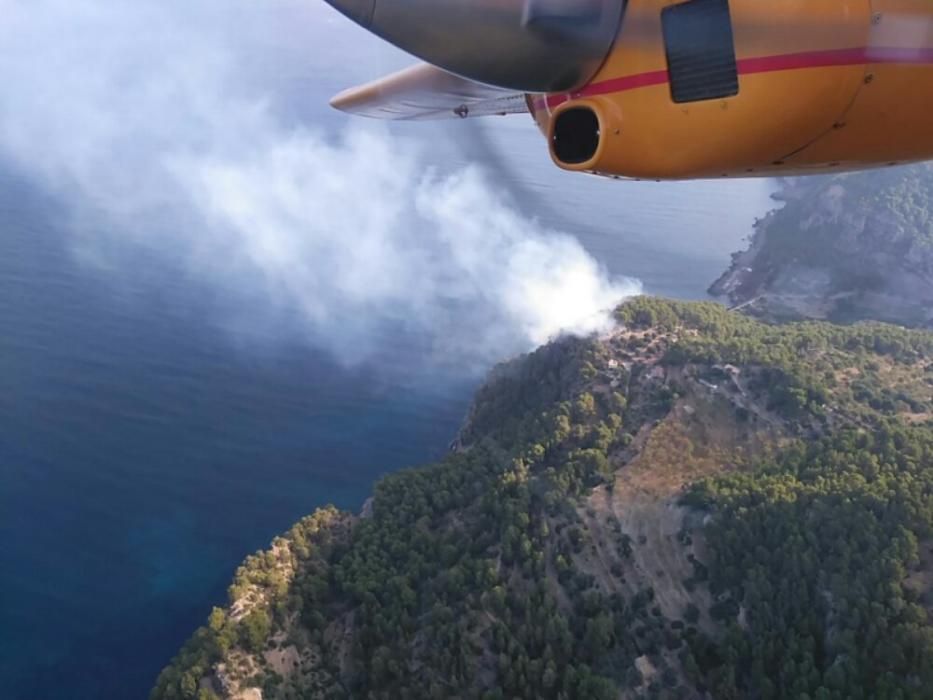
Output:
[{"xmin": 551, "ymin": 107, "xmax": 602, "ymax": 165}]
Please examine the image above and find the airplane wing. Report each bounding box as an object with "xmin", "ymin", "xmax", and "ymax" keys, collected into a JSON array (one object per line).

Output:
[{"xmin": 329, "ymin": 63, "xmax": 531, "ymax": 120}]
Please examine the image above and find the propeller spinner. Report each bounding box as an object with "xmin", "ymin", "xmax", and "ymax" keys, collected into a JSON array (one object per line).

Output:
[{"xmin": 322, "ymin": 0, "xmax": 625, "ymax": 92}]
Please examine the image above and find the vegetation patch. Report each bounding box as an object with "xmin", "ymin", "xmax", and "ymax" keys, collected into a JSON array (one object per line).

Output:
[{"xmin": 153, "ymin": 298, "xmax": 933, "ymax": 700}]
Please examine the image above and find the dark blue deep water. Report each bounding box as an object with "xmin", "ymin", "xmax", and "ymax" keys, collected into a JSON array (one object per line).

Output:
[{"xmin": 0, "ymin": 174, "xmax": 476, "ymax": 698}]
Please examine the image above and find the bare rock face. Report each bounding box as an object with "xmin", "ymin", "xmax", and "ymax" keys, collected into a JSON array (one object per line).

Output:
[{"xmin": 710, "ymin": 165, "xmax": 933, "ymax": 327}]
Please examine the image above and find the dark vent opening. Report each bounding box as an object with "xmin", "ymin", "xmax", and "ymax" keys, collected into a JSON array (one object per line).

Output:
[
  {"xmin": 662, "ymin": 0, "xmax": 739, "ymax": 104},
  {"xmin": 552, "ymin": 108, "xmax": 601, "ymax": 165}
]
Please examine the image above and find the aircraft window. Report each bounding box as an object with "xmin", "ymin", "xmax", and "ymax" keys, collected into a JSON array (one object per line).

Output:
[{"xmin": 662, "ymin": 0, "xmax": 739, "ymax": 103}]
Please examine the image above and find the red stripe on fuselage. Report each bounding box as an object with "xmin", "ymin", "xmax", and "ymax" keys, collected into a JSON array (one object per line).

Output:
[{"xmin": 533, "ymin": 46, "xmax": 933, "ymax": 112}]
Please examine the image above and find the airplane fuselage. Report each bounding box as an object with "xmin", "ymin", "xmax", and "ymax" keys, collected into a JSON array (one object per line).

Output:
[{"xmin": 532, "ymin": 0, "xmax": 933, "ymax": 179}]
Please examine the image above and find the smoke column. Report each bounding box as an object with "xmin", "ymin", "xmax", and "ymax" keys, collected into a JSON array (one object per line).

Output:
[{"xmin": 0, "ymin": 0, "xmax": 640, "ymax": 367}]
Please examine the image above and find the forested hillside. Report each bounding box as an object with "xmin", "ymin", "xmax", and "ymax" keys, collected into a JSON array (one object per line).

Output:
[
  {"xmin": 152, "ymin": 298, "xmax": 933, "ymax": 700},
  {"xmin": 711, "ymin": 164, "xmax": 933, "ymax": 327}
]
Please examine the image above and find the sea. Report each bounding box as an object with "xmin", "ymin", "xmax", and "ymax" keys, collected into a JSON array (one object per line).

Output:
[{"xmin": 0, "ymin": 6, "xmax": 776, "ymax": 698}]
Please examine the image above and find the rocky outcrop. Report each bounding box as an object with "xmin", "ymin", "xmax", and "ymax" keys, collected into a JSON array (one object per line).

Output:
[{"xmin": 710, "ymin": 165, "xmax": 933, "ymax": 327}]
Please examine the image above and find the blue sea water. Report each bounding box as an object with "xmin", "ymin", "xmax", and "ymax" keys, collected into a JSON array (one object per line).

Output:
[
  {"xmin": 0, "ymin": 7, "xmax": 778, "ymax": 698},
  {"xmin": 0, "ymin": 163, "xmax": 773, "ymax": 699},
  {"xmin": 0, "ymin": 172, "xmax": 476, "ymax": 698}
]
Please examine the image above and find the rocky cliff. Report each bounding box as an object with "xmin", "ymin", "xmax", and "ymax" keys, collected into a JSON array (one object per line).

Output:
[{"xmin": 710, "ymin": 164, "xmax": 933, "ymax": 327}]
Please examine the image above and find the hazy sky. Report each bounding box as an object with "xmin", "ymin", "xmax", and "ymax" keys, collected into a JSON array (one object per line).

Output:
[{"xmin": 0, "ymin": 0, "xmax": 639, "ymax": 368}]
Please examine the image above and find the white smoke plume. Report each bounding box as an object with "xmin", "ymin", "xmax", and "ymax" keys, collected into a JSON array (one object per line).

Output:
[{"xmin": 0, "ymin": 0, "xmax": 639, "ymax": 367}]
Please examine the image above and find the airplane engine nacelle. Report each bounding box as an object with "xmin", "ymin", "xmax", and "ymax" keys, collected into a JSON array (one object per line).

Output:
[
  {"xmin": 323, "ymin": 0, "xmax": 625, "ymax": 92},
  {"xmin": 539, "ymin": 0, "xmax": 933, "ymax": 179},
  {"xmin": 326, "ymin": 0, "xmax": 933, "ymax": 179}
]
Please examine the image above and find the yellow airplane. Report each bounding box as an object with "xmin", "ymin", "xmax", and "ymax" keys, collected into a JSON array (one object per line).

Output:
[{"xmin": 323, "ymin": 0, "xmax": 933, "ymax": 180}]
